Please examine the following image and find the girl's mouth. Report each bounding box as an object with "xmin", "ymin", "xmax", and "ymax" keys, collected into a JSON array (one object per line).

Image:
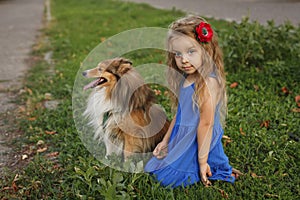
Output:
[{"xmin": 183, "ymin": 66, "xmax": 193, "ymax": 70}]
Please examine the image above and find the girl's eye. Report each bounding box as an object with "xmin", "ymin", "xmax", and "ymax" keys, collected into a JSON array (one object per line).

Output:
[
  {"xmin": 188, "ymin": 49, "xmax": 196, "ymax": 55},
  {"xmin": 174, "ymin": 52, "xmax": 182, "ymax": 57}
]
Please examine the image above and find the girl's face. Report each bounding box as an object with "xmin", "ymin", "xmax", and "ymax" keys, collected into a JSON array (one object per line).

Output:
[{"xmin": 170, "ymin": 35, "xmax": 203, "ymax": 75}]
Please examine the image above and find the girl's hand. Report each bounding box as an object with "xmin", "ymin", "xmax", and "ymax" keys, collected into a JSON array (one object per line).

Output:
[
  {"xmin": 153, "ymin": 141, "xmax": 168, "ymax": 159},
  {"xmin": 199, "ymin": 163, "xmax": 212, "ymax": 186}
]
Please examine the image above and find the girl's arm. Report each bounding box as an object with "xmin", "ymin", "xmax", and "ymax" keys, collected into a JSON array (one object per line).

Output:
[
  {"xmin": 197, "ymin": 78, "xmax": 220, "ymax": 185},
  {"xmin": 153, "ymin": 114, "xmax": 176, "ymax": 159},
  {"xmin": 161, "ymin": 114, "xmax": 176, "ymax": 142}
]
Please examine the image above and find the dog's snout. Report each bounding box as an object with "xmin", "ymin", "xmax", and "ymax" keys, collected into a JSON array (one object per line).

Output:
[{"xmin": 82, "ymin": 71, "xmax": 87, "ymax": 77}]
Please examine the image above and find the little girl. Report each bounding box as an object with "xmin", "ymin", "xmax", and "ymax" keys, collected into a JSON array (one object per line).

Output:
[{"xmin": 145, "ymin": 15, "xmax": 237, "ymax": 187}]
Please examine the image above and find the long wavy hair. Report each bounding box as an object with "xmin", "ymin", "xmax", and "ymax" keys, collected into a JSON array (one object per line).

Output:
[{"xmin": 166, "ymin": 15, "xmax": 227, "ymax": 125}]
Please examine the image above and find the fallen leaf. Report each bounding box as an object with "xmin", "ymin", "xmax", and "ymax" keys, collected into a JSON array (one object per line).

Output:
[
  {"xmin": 281, "ymin": 86, "xmax": 288, "ymax": 93},
  {"xmin": 0, "ymin": 186, "xmax": 12, "ymax": 192},
  {"xmin": 239, "ymin": 127, "xmax": 246, "ymax": 136},
  {"xmin": 230, "ymin": 82, "xmax": 238, "ymax": 88},
  {"xmin": 37, "ymin": 147, "xmax": 48, "ymax": 153},
  {"xmin": 45, "ymin": 130, "xmax": 57, "ymax": 135},
  {"xmin": 153, "ymin": 89, "xmax": 161, "ymax": 96},
  {"xmin": 260, "ymin": 120, "xmax": 270, "ymax": 128},
  {"xmin": 18, "ymin": 105, "xmax": 26, "ymax": 113},
  {"xmin": 218, "ymin": 189, "xmax": 229, "ymax": 199},
  {"xmin": 52, "ymin": 164, "xmax": 61, "ymax": 170},
  {"xmin": 222, "ymin": 135, "xmax": 232, "ymax": 147},
  {"xmin": 222, "ymin": 135, "xmax": 231, "ymax": 140},
  {"xmin": 281, "ymin": 86, "xmax": 291, "ymax": 95},
  {"xmin": 28, "ymin": 117, "xmax": 36, "ymax": 121},
  {"xmin": 12, "ymin": 181, "xmax": 18, "ymax": 192},
  {"xmin": 37, "ymin": 140, "xmax": 45, "ymax": 146},
  {"xmin": 291, "ymin": 108, "xmax": 300, "ymax": 113},
  {"xmin": 46, "ymin": 152, "xmax": 59, "ymax": 158},
  {"xmin": 26, "ymin": 87, "xmax": 33, "ymax": 95},
  {"xmin": 251, "ymin": 172, "xmax": 264, "ymax": 178},
  {"xmin": 295, "ymin": 95, "xmax": 300, "ymax": 107}
]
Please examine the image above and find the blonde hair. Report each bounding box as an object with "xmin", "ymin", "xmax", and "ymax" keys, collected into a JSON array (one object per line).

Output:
[{"xmin": 166, "ymin": 15, "xmax": 227, "ymax": 125}]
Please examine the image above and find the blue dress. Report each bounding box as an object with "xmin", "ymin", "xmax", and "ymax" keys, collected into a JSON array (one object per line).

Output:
[{"xmin": 144, "ymin": 78, "xmax": 235, "ymax": 188}]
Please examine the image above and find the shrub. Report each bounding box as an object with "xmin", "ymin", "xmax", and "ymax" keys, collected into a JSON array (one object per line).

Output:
[{"xmin": 222, "ymin": 17, "xmax": 300, "ymax": 72}]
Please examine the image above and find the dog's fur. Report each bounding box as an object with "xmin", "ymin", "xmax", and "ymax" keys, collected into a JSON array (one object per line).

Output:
[{"xmin": 83, "ymin": 58, "xmax": 169, "ymax": 159}]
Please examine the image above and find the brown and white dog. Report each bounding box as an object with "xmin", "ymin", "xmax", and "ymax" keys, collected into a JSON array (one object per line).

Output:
[{"xmin": 83, "ymin": 58, "xmax": 169, "ymax": 160}]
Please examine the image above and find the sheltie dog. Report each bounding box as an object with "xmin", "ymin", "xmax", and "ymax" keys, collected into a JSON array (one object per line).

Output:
[{"xmin": 83, "ymin": 58, "xmax": 169, "ymax": 160}]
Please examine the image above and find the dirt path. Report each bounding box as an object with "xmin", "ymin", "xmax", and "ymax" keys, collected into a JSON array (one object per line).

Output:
[{"xmin": 0, "ymin": 0, "xmax": 45, "ymax": 174}]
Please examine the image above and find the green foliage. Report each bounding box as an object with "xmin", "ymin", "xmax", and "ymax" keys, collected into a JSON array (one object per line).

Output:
[
  {"xmin": 222, "ymin": 17, "xmax": 300, "ymax": 72},
  {"xmin": 1, "ymin": 0, "xmax": 299, "ymax": 199}
]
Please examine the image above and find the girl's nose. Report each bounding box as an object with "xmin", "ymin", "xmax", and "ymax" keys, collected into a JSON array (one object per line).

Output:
[{"xmin": 181, "ymin": 55, "xmax": 189, "ymax": 63}]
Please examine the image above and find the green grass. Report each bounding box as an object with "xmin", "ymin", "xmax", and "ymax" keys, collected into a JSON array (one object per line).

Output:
[{"xmin": 1, "ymin": 0, "xmax": 299, "ymax": 199}]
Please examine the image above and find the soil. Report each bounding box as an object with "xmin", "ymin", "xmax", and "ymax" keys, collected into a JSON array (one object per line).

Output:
[{"xmin": 0, "ymin": 0, "xmax": 45, "ymax": 176}]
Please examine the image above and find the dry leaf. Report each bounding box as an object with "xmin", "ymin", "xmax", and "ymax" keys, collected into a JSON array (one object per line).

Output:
[
  {"xmin": 251, "ymin": 172, "xmax": 264, "ymax": 178},
  {"xmin": 153, "ymin": 89, "xmax": 161, "ymax": 96},
  {"xmin": 52, "ymin": 164, "xmax": 61, "ymax": 169},
  {"xmin": 37, "ymin": 140, "xmax": 45, "ymax": 146},
  {"xmin": 0, "ymin": 186, "xmax": 12, "ymax": 192},
  {"xmin": 12, "ymin": 181, "xmax": 18, "ymax": 192},
  {"xmin": 291, "ymin": 108, "xmax": 300, "ymax": 113},
  {"xmin": 222, "ymin": 135, "xmax": 232, "ymax": 147},
  {"xmin": 253, "ymin": 85, "xmax": 259, "ymax": 91},
  {"xmin": 26, "ymin": 87, "xmax": 33, "ymax": 95},
  {"xmin": 46, "ymin": 152, "xmax": 59, "ymax": 158},
  {"xmin": 281, "ymin": 86, "xmax": 291, "ymax": 95},
  {"xmin": 222, "ymin": 135, "xmax": 231, "ymax": 140},
  {"xmin": 45, "ymin": 130, "xmax": 57, "ymax": 135},
  {"xmin": 11, "ymin": 173, "xmax": 20, "ymax": 192},
  {"xmin": 218, "ymin": 188, "xmax": 229, "ymax": 199},
  {"xmin": 260, "ymin": 120, "xmax": 270, "ymax": 128},
  {"xmin": 28, "ymin": 117, "xmax": 36, "ymax": 121},
  {"xmin": 295, "ymin": 95, "xmax": 300, "ymax": 107},
  {"xmin": 37, "ymin": 147, "xmax": 48, "ymax": 153},
  {"xmin": 18, "ymin": 105, "xmax": 26, "ymax": 113},
  {"xmin": 239, "ymin": 127, "xmax": 246, "ymax": 136},
  {"xmin": 230, "ymin": 82, "xmax": 238, "ymax": 88}
]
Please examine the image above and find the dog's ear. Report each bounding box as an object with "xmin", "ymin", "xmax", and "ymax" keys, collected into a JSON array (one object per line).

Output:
[
  {"xmin": 118, "ymin": 58, "xmax": 133, "ymax": 75},
  {"xmin": 120, "ymin": 58, "xmax": 132, "ymax": 65}
]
